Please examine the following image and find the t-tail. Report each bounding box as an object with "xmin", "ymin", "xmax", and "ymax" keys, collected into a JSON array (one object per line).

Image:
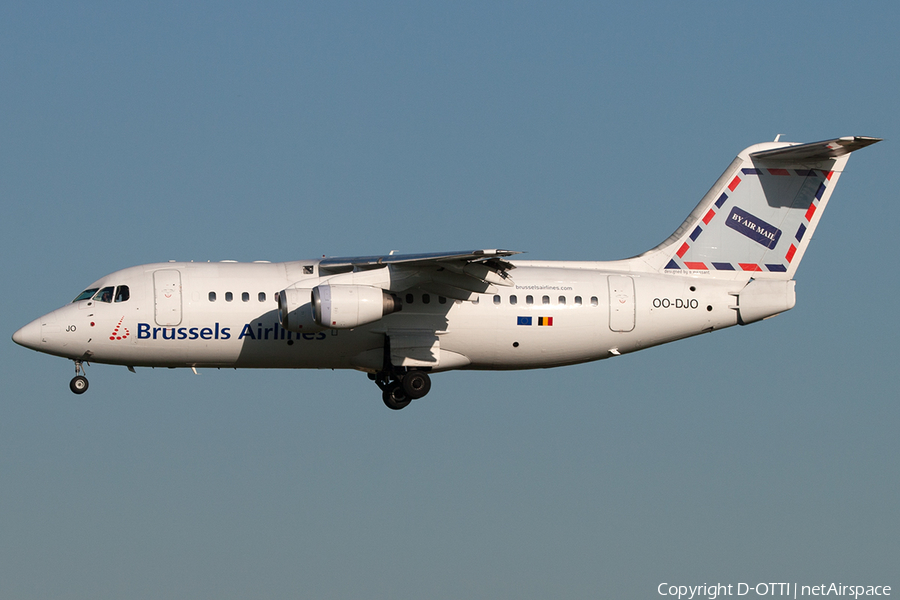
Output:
[{"xmin": 633, "ymin": 136, "xmax": 881, "ymax": 279}]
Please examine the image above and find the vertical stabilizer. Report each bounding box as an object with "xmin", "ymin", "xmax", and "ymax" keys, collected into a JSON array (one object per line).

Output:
[{"xmin": 635, "ymin": 137, "xmax": 880, "ymax": 279}]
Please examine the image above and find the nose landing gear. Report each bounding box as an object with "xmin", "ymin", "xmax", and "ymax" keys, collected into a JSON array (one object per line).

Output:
[{"xmin": 69, "ymin": 360, "xmax": 89, "ymax": 395}]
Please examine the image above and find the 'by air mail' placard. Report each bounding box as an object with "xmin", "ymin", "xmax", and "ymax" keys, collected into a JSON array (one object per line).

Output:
[{"xmin": 725, "ymin": 206, "xmax": 782, "ymax": 250}]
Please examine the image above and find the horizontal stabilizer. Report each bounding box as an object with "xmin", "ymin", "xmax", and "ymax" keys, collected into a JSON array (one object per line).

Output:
[{"xmin": 750, "ymin": 136, "xmax": 881, "ymax": 161}]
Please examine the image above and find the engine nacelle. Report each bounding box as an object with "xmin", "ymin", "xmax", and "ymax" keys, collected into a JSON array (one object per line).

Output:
[
  {"xmin": 277, "ymin": 287, "xmax": 325, "ymax": 332},
  {"xmin": 312, "ymin": 284, "xmax": 401, "ymax": 329}
]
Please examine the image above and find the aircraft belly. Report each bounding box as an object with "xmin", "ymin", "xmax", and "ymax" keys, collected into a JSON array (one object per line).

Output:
[
  {"xmin": 88, "ymin": 325, "xmax": 380, "ymax": 370},
  {"xmin": 233, "ymin": 329, "xmax": 381, "ymax": 369},
  {"xmin": 445, "ymin": 322, "xmax": 606, "ymax": 370}
]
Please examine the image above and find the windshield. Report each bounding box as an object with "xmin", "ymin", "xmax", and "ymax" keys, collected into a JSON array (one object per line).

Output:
[
  {"xmin": 72, "ymin": 288, "xmax": 99, "ymax": 302},
  {"xmin": 93, "ymin": 287, "xmax": 114, "ymax": 303}
]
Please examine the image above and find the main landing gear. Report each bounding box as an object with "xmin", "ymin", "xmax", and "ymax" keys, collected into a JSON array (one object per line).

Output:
[
  {"xmin": 69, "ymin": 360, "xmax": 89, "ymax": 395},
  {"xmin": 371, "ymin": 369, "xmax": 432, "ymax": 410},
  {"xmin": 370, "ymin": 336, "xmax": 433, "ymax": 410}
]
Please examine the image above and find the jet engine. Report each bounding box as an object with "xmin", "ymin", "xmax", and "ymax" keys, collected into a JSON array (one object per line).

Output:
[
  {"xmin": 312, "ymin": 284, "xmax": 401, "ymax": 329},
  {"xmin": 277, "ymin": 287, "xmax": 324, "ymax": 332},
  {"xmin": 311, "ymin": 284, "xmax": 401, "ymax": 329}
]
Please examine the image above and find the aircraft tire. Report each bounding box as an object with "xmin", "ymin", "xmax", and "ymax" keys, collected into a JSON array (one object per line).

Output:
[
  {"xmin": 402, "ymin": 371, "xmax": 431, "ymax": 399},
  {"xmin": 70, "ymin": 376, "xmax": 89, "ymax": 395},
  {"xmin": 382, "ymin": 381, "xmax": 411, "ymax": 410}
]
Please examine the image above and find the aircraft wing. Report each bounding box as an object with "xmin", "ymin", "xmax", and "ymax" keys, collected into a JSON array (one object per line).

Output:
[
  {"xmin": 319, "ymin": 249, "xmax": 522, "ymax": 299},
  {"xmin": 318, "ymin": 249, "xmax": 520, "ymax": 272}
]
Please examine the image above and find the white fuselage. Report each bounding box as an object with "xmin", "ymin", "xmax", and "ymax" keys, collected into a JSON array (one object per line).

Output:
[
  {"xmin": 25, "ymin": 259, "xmax": 748, "ymax": 373},
  {"xmin": 13, "ymin": 136, "xmax": 878, "ymax": 407}
]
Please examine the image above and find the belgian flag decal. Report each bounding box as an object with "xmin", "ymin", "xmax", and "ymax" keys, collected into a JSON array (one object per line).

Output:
[{"xmin": 538, "ymin": 317, "xmax": 553, "ymax": 326}]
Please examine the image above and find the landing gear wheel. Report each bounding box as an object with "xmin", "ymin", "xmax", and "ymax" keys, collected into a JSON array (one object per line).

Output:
[
  {"xmin": 382, "ymin": 381, "xmax": 411, "ymax": 410},
  {"xmin": 402, "ymin": 371, "xmax": 431, "ymax": 399},
  {"xmin": 70, "ymin": 375, "xmax": 89, "ymax": 395}
]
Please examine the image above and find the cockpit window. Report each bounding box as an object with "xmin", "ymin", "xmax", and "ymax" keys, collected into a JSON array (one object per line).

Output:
[
  {"xmin": 93, "ymin": 286, "xmax": 114, "ymax": 303},
  {"xmin": 73, "ymin": 288, "xmax": 99, "ymax": 302},
  {"xmin": 114, "ymin": 285, "xmax": 130, "ymax": 303}
]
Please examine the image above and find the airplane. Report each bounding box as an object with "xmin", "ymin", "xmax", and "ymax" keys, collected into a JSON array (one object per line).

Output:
[{"xmin": 13, "ymin": 136, "xmax": 881, "ymax": 409}]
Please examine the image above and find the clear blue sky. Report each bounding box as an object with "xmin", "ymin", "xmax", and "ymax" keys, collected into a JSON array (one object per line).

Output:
[{"xmin": 2, "ymin": 2, "xmax": 897, "ymax": 598}]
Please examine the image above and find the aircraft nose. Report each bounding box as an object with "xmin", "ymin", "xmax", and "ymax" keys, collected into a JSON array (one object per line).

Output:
[{"xmin": 12, "ymin": 318, "xmax": 43, "ymax": 350}]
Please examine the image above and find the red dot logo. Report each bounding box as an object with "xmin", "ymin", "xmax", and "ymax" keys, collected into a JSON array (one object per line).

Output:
[{"xmin": 109, "ymin": 318, "xmax": 130, "ymax": 341}]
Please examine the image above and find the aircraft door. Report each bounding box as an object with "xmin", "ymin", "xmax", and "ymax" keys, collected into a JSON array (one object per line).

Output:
[
  {"xmin": 154, "ymin": 269, "xmax": 183, "ymax": 326},
  {"xmin": 608, "ymin": 275, "xmax": 635, "ymax": 332}
]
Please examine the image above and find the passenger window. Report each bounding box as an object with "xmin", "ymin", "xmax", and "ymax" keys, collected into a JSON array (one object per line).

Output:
[
  {"xmin": 209, "ymin": 292, "xmax": 217, "ymax": 302},
  {"xmin": 510, "ymin": 295, "xmax": 517, "ymax": 305},
  {"xmin": 114, "ymin": 286, "xmax": 130, "ymax": 303},
  {"xmin": 73, "ymin": 288, "xmax": 99, "ymax": 303},
  {"xmin": 591, "ymin": 296, "xmax": 599, "ymax": 306},
  {"xmin": 225, "ymin": 292, "xmax": 233, "ymax": 302},
  {"xmin": 575, "ymin": 296, "xmax": 582, "ymax": 306},
  {"xmin": 493, "ymin": 295, "xmax": 501, "ymax": 305},
  {"xmin": 438, "ymin": 296, "xmax": 447, "ymax": 304},
  {"xmin": 542, "ymin": 295, "xmax": 550, "ymax": 305},
  {"xmin": 406, "ymin": 293, "xmax": 414, "ymax": 304},
  {"xmin": 242, "ymin": 292, "xmax": 250, "ymax": 302},
  {"xmin": 526, "ymin": 295, "xmax": 533, "ymax": 305},
  {"xmin": 93, "ymin": 286, "xmax": 114, "ymax": 303},
  {"xmin": 259, "ymin": 292, "xmax": 266, "ymax": 302},
  {"xmin": 422, "ymin": 294, "xmax": 431, "ymax": 304},
  {"xmin": 558, "ymin": 296, "xmax": 566, "ymax": 305},
  {"xmin": 472, "ymin": 296, "xmax": 480, "ymax": 304}
]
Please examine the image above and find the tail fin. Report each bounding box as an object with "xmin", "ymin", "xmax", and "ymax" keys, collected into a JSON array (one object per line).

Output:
[{"xmin": 636, "ymin": 136, "xmax": 881, "ymax": 279}]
